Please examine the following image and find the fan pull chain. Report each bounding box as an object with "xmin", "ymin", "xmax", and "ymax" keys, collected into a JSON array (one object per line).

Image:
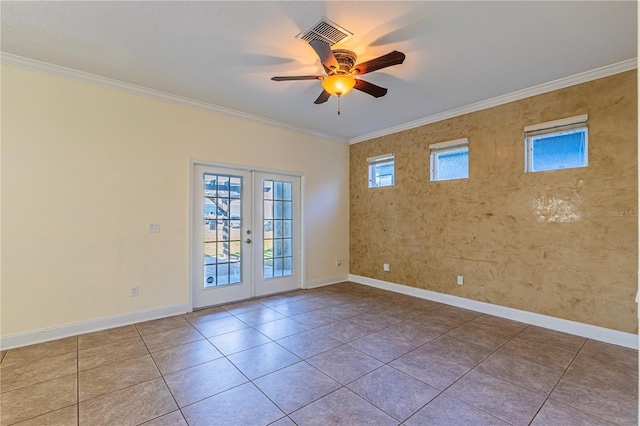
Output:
[{"xmin": 338, "ymin": 95, "xmax": 341, "ymax": 116}]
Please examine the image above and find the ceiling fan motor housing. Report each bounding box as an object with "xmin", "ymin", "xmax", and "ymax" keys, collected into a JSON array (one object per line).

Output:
[{"xmin": 331, "ymin": 49, "xmax": 357, "ymax": 74}]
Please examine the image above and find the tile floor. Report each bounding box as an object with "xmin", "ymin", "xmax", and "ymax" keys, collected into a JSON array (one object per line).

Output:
[{"xmin": 1, "ymin": 282, "xmax": 637, "ymax": 425}]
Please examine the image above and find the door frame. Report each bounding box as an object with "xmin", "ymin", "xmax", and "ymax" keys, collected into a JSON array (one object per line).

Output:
[{"xmin": 188, "ymin": 159, "xmax": 307, "ymax": 312}]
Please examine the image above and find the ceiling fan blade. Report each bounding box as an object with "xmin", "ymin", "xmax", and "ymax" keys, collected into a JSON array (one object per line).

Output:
[
  {"xmin": 309, "ymin": 40, "xmax": 339, "ymax": 73},
  {"xmin": 271, "ymin": 76, "xmax": 323, "ymax": 81},
  {"xmin": 314, "ymin": 90, "xmax": 331, "ymax": 104},
  {"xmin": 351, "ymin": 51, "xmax": 406, "ymax": 75},
  {"xmin": 354, "ymin": 79, "xmax": 388, "ymax": 98}
]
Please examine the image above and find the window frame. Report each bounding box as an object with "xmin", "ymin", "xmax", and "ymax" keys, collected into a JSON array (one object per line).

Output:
[
  {"xmin": 430, "ymin": 138, "xmax": 469, "ymax": 182},
  {"xmin": 524, "ymin": 115, "xmax": 588, "ymax": 173},
  {"xmin": 367, "ymin": 153, "xmax": 395, "ymax": 188}
]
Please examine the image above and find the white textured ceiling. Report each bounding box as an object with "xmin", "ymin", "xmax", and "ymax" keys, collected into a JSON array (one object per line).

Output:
[{"xmin": 1, "ymin": 1, "xmax": 637, "ymax": 142}]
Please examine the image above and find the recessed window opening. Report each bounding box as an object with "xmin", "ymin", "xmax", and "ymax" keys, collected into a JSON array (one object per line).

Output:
[
  {"xmin": 368, "ymin": 153, "xmax": 395, "ymax": 188},
  {"xmin": 525, "ymin": 115, "xmax": 588, "ymax": 173},
  {"xmin": 430, "ymin": 138, "xmax": 469, "ymax": 181}
]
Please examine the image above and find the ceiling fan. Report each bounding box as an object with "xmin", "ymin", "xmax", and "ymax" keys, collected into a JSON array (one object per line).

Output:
[{"xmin": 271, "ymin": 40, "xmax": 406, "ymax": 114}]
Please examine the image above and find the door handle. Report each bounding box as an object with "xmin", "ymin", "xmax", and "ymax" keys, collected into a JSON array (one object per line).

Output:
[{"xmin": 245, "ymin": 238, "xmax": 252, "ymax": 244}]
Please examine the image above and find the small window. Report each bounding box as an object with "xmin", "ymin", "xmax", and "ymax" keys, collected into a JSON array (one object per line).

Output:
[
  {"xmin": 368, "ymin": 153, "xmax": 394, "ymax": 188},
  {"xmin": 430, "ymin": 138, "xmax": 469, "ymax": 181},
  {"xmin": 525, "ymin": 115, "xmax": 588, "ymax": 173}
]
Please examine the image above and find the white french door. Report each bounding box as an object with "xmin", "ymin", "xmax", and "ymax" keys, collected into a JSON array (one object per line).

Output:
[
  {"xmin": 253, "ymin": 171, "xmax": 301, "ymax": 297},
  {"xmin": 192, "ymin": 165, "xmax": 252, "ymax": 308},
  {"xmin": 191, "ymin": 164, "xmax": 301, "ymax": 309}
]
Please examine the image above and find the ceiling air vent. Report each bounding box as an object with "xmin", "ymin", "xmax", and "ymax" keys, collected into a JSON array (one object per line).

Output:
[{"xmin": 296, "ymin": 18, "xmax": 353, "ymax": 46}]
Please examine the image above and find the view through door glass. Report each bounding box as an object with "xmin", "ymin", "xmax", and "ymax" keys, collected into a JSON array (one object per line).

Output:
[
  {"xmin": 203, "ymin": 173, "xmax": 242, "ymax": 287},
  {"xmin": 262, "ymin": 179, "xmax": 293, "ymax": 279}
]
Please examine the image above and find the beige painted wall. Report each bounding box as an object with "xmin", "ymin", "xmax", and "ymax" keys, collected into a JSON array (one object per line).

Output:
[
  {"xmin": 350, "ymin": 71, "xmax": 638, "ymax": 333},
  {"xmin": 1, "ymin": 64, "xmax": 349, "ymax": 336}
]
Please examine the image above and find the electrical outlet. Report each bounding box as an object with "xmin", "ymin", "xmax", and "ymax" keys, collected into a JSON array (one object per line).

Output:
[
  {"xmin": 148, "ymin": 223, "xmax": 160, "ymax": 233},
  {"xmin": 457, "ymin": 276, "xmax": 464, "ymax": 285},
  {"xmin": 336, "ymin": 259, "xmax": 342, "ymax": 266},
  {"xmin": 383, "ymin": 263, "xmax": 390, "ymax": 272},
  {"xmin": 131, "ymin": 286, "xmax": 139, "ymax": 297}
]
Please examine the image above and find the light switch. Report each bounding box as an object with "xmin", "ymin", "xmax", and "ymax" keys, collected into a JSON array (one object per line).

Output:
[{"xmin": 148, "ymin": 223, "xmax": 160, "ymax": 233}]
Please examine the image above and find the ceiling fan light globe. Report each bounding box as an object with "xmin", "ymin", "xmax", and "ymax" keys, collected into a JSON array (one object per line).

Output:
[{"xmin": 321, "ymin": 74, "xmax": 356, "ymax": 96}]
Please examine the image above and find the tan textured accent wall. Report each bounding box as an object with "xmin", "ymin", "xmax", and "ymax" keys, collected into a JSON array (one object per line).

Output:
[{"xmin": 350, "ymin": 70, "xmax": 638, "ymax": 333}]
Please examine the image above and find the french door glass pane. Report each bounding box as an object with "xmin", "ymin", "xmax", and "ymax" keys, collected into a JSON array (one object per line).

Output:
[
  {"xmin": 203, "ymin": 173, "xmax": 243, "ymax": 288},
  {"xmin": 263, "ymin": 179, "xmax": 293, "ymax": 279},
  {"xmin": 274, "ymin": 258, "xmax": 284, "ymax": 277}
]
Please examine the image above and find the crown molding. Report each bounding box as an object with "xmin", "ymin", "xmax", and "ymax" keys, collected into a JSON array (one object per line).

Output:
[
  {"xmin": 349, "ymin": 58, "xmax": 638, "ymax": 144},
  {"xmin": 2, "ymin": 52, "xmax": 635, "ymax": 146},
  {"xmin": 0, "ymin": 52, "xmax": 347, "ymax": 143}
]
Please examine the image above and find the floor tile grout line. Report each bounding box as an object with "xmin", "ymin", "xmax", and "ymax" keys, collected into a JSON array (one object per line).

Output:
[
  {"xmin": 340, "ymin": 364, "xmax": 415, "ymax": 423},
  {"xmin": 402, "ymin": 317, "xmax": 535, "ymax": 423},
  {"xmin": 385, "ymin": 328, "xmax": 486, "ymax": 424},
  {"xmin": 380, "ymin": 321, "xmax": 538, "ymax": 425},
  {"xmin": 407, "ymin": 320, "xmax": 602, "ymax": 426},
  {"xmin": 525, "ymin": 338, "xmax": 596, "ymax": 425},
  {"xmin": 0, "ymin": 347, "xmax": 78, "ymax": 371},
  {"xmin": 77, "ymin": 348, "xmax": 152, "ymax": 374},
  {"xmin": 172, "ymin": 380, "xmax": 252, "ymax": 412},
  {"xmin": 275, "ymin": 306, "xmax": 463, "ymax": 424},
  {"xmin": 163, "ymin": 288, "xmax": 343, "ymax": 423},
  {"xmin": 4, "ymin": 285, "xmax": 636, "ymax": 425},
  {"xmin": 144, "ymin": 343, "xmax": 188, "ymax": 426},
  {"xmin": 429, "ymin": 322, "xmax": 546, "ymax": 422},
  {"xmin": 0, "ymin": 353, "xmax": 78, "ymax": 395},
  {"xmin": 2, "ymin": 336, "xmax": 83, "ymax": 425},
  {"xmin": 218, "ymin": 294, "xmax": 409, "ymax": 421},
  {"xmin": 281, "ymin": 386, "xmax": 353, "ymax": 422},
  {"xmin": 468, "ymin": 323, "xmax": 577, "ymax": 404},
  {"xmin": 401, "ymin": 383, "xmax": 504, "ymax": 426},
  {"xmin": 171, "ymin": 333, "xmax": 347, "ymax": 423},
  {"xmin": 77, "ymin": 324, "xmax": 182, "ymax": 425},
  {"xmin": 76, "ymin": 372, "xmax": 162, "ymax": 405},
  {"xmin": 248, "ymin": 365, "xmax": 296, "ymax": 421},
  {"xmin": 78, "ymin": 335, "xmax": 144, "ymax": 355},
  {"xmin": 78, "ymin": 350, "xmax": 166, "ymax": 379},
  {"xmin": 0, "ymin": 373, "xmax": 79, "ymax": 425},
  {"xmin": 141, "ymin": 296, "xmax": 500, "ymax": 422}
]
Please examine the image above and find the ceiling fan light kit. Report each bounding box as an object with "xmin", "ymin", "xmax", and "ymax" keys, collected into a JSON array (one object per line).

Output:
[
  {"xmin": 321, "ymin": 74, "xmax": 356, "ymax": 96},
  {"xmin": 271, "ymin": 33, "xmax": 406, "ymax": 115}
]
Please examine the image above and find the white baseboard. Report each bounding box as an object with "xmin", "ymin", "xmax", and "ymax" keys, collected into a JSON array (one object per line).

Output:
[
  {"xmin": 4, "ymin": 277, "xmax": 636, "ymax": 350},
  {"xmin": 0, "ymin": 303, "xmax": 188, "ymax": 350},
  {"xmin": 306, "ymin": 275, "xmax": 350, "ymax": 289},
  {"xmin": 349, "ymin": 274, "xmax": 638, "ymax": 350}
]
